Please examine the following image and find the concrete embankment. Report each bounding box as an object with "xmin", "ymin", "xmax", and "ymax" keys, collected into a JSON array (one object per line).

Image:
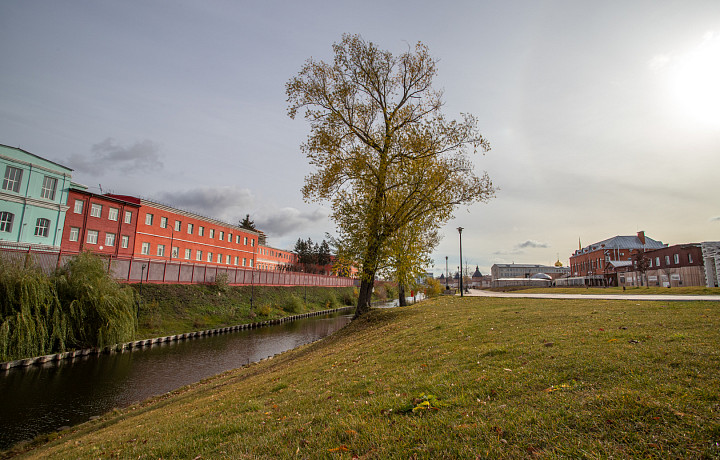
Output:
[{"xmin": 0, "ymin": 306, "xmax": 354, "ymax": 371}]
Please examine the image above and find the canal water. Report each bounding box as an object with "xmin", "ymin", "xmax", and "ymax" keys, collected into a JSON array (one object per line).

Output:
[{"xmin": 0, "ymin": 310, "xmax": 353, "ymax": 449}]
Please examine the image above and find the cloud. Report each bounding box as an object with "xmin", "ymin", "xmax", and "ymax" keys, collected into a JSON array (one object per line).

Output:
[
  {"xmin": 711, "ymin": 216, "xmax": 720, "ymax": 222},
  {"xmin": 648, "ymin": 54, "xmax": 671, "ymax": 71},
  {"xmin": 154, "ymin": 186, "xmax": 255, "ymax": 222},
  {"xmin": 516, "ymin": 240, "xmax": 549, "ymax": 249},
  {"xmin": 257, "ymin": 207, "xmax": 329, "ymax": 237},
  {"xmin": 68, "ymin": 138, "xmax": 163, "ymax": 175}
]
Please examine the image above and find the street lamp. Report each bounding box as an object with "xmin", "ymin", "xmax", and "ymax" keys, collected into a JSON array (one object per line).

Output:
[
  {"xmin": 457, "ymin": 227, "xmax": 464, "ymax": 297},
  {"xmin": 445, "ymin": 256, "xmax": 449, "ymax": 290}
]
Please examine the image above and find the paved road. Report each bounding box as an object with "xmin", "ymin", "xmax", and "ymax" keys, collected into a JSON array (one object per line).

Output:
[{"xmin": 463, "ymin": 289, "xmax": 720, "ymax": 302}]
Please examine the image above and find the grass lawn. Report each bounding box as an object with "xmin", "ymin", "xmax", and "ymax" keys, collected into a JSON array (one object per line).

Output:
[
  {"xmin": 9, "ymin": 296, "xmax": 720, "ymax": 459},
  {"xmin": 498, "ymin": 286, "xmax": 720, "ymax": 296}
]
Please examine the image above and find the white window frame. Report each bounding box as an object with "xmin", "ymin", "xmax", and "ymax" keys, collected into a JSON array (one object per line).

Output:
[
  {"xmin": 105, "ymin": 233, "xmax": 116, "ymax": 246},
  {"xmin": 157, "ymin": 244, "xmax": 165, "ymax": 257},
  {"xmin": 90, "ymin": 203, "xmax": 102, "ymax": 218},
  {"xmin": 188, "ymin": 223, "xmax": 194, "ymax": 234},
  {"xmin": 244, "ymin": 237, "xmax": 248, "ymax": 245},
  {"xmin": 0, "ymin": 212, "xmax": 14, "ymax": 233},
  {"xmin": 198, "ymin": 226, "xmax": 204, "ymax": 236},
  {"xmin": 145, "ymin": 213, "xmax": 154, "ymax": 225},
  {"xmin": 141, "ymin": 242, "xmax": 150, "ymax": 255},
  {"xmin": 185, "ymin": 248, "xmax": 191, "ymax": 259},
  {"xmin": 34, "ymin": 218, "xmax": 50, "ymax": 237},
  {"xmin": 74, "ymin": 200, "xmax": 84, "ymax": 214},
  {"xmin": 87, "ymin": 230, "xmax": 99, "ymax": 245},
  {"xmin": 242, "ymin": 258, "xmax": 247, "ymax": 267},
  {"xmin": 171, "ymin": 246, "xmax": 179, "ymax": 258},
  {"xmin": 175, "ymin": 220, "xmax": 181, "ymax": 232},
  {"xmin": 68, "ymin": 227, "xmax": 80, "ymax": 242},
  {"xmin": 196, "ymin": 250, "xmax": 202, "ymax": 261},
  {"xmin": 124, "ymin": 211, "xmax": 132, "ymax": 224},
  {"xmin": 121, "ymin": 235, "xmax": 129, "ymax": 249},
  {"xmin": 108, "ymin": 207, "xmax": 119, "ymax": 221},
  {"xmin": 207, "ymin": 252, "xmax": 213, "ymax": 262},
  {"xmin": 2, "ymin": 166, "xmax": 23, "ymax": 192},
  {"xmin": 219, "ymin": 231, "xmax": 224, "ymax": 240},
  {"xmin": 160, "ymin": 216, "xmax": 168, "ymax": 228},
  {"xmin": 217, "ymin": 253, "xmax": 222, "ymax": 263},
  {"xmin": 673, "ymin": 253, "xmax": 679, "ymax": 264},
  {"xmin": 209, "ymin": 229, "xmax": 215, "ymax": 239},
  {"xmin": 226, "ymin": 254, "xmax": 231, "ymax": 264},
  {"xmin": 40, "ymin": 176, "xmax": 58, "ymax": 200},
  {"xmin": 234, "ymin": 256, "xmax": 239, "ymax": 266}
]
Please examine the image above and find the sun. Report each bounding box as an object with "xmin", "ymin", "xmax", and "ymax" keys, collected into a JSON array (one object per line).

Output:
[{"xmin": 670, "ymin": 32, "xmax": 720, "ymax": 128}]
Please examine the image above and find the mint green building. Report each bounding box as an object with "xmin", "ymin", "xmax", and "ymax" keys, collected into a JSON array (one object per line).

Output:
[{"xmin": 0, "ymin": 144, "xmax": 72, "ymax": 248}]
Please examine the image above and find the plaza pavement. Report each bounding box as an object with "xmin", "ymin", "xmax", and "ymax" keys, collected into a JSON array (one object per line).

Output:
[{"xmin": 463, "ymin": 289, "xmax": 720, "ymax": 302}]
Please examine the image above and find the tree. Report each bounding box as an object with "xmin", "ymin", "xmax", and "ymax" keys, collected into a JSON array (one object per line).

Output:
[
  {"xmin": 632, "ymin": 250, "xmax": 649, "ymax": 287},
  {"xmin": 239, "ymin": 214, "xmax": 256, "ymax": 231},
  {"xmin": 287, "ymin": 34, "xmax": 495, "ymax": 317}
]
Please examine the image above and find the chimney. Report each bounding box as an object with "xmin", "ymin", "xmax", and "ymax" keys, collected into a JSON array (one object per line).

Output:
[{"xmin": 637, "ymin": 231, "xmax": 646, "ymax": 245}]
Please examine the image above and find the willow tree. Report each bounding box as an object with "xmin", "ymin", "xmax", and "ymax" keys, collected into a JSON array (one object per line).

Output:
[{"xmin": 287, "ymin": 34, "xmax": 495, "ymax": 317}]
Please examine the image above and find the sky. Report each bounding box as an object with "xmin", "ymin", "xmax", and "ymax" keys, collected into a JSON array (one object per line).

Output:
[{"xmin": 1, "ymin": 1, "xmax": 719, "ymax": 277}]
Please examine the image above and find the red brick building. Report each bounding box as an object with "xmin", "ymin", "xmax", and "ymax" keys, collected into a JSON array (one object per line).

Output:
[
  {"xmin": 569, "ymin": 231, "xmax": 666, "ymax": 286},
  {"xmin": 256, "ymin": 245, "xmax": 298, "ymax": 271},
  {"xmin": 60, "ymin": 187, "xmax": 140, "ymax": 256},
  {"xmin": 617, "ymin": 243, "xmax": 705, "ymax": 287}
]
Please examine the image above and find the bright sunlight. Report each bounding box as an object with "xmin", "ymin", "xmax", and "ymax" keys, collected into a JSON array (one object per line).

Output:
[{"xmin": 670, "ymin": 32, "xmax": 720, "ymax": 128}]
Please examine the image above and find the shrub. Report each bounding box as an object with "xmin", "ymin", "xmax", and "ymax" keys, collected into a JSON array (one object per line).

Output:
[
  {"xmin": 258, "ymin": 304, "xmax": 272, "ymax": 317},
  {"xmin": 286, "ymin": 295, "xmax": 305, "ymax": 314},
  {"xmin": 423, "ymin": 277, "xmax": 443, "ymax": 298}
]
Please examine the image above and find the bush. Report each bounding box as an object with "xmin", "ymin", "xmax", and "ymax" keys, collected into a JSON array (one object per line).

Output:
[
  {"xmin": 286, "ymin": 295, "xmax": 305, "ymax": 314},
  {"xmin": 423, "ymin": 277, "xmax": 443, "ymax": 298},
  {"xmin": 258, "ymin": 304, "xmax": 272, "ymax": 317}
]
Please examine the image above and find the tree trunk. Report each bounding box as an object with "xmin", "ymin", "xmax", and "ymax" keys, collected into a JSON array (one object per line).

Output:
[
  {"xmin": 398, "ymin": 283, "xmax": 407, "ymax": 307},
  {"xmin": 355, "ymin": 278, "xmax": 375, "ymax": 318}
]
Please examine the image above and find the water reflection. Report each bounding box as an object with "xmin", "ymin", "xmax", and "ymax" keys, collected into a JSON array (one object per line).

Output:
[{"xmin": 0, "ymin": 311, "xmax": 352, "ymax": 449}]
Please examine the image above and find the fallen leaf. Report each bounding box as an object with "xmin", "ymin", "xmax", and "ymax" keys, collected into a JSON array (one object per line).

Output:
[{"xmin": 328, "ymin": 445, "xmax": 349, "ymax": 452}]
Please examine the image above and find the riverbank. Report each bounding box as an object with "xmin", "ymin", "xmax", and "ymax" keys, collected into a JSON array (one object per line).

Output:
[
  {"xmin": 134, "ymin": 283, "xmax": 357, "ymax": 339},
  {"xmin": 10, "ymin": 296, "xmax": 720, "ymax": 458}
]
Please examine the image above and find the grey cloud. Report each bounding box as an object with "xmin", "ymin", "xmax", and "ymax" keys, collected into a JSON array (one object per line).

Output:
[
  {"xmin": 68, "ymin": 138, "xmax": 163, "ymax": 175},
  {"xmin": 516, "ymin": 240, "xmax": 549, "ymax": 249},
  {"xmin": 154, "ymin": 186, "xmax": 254, "ymax": 222},
  {"xmin": 257, "ymin": 207, "xmax": 329, "ymax": 237},
  {"xmin": 711, "ymin": 216, "xmax": 720, "ymax": 222}
]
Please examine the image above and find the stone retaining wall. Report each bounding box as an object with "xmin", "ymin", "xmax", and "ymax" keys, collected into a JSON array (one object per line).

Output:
[{"xmin": 0, "ymin": 306, "xmax": 354, "ymax": 371}]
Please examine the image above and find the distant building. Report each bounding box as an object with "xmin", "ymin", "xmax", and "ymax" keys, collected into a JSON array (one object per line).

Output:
[
  {"xmin": 616, "ymin": 243, "xmax": 705, "ymax": 287},
  {"xmin": 701, "ymin": 242, "xmax": 720, "ymax": 287},
  {"xmin": 0, "ymin": 144, "xmax": 73, "ymax": 248},
  {"xmin": 568, "ymin": 231, "xmax": 666, "ymax": 286},
  {"xmin": 491, "ymin": 263, "xmax": 569, "ymax": 281},
  {"xmin": 471, "ymin": 266, "xmax": 491, "ymax": 288}
]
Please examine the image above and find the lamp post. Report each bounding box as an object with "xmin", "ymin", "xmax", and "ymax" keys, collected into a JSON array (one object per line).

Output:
[
  {"xmin": 445, "ymin": 256, "xmax": 449, "ymax": 290},
  {"xmin": 457, "ymin": 227, "xmax": 464, "ymax": 297}
]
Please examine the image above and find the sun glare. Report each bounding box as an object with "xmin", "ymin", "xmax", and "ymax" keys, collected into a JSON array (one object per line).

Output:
[{"xmin": 670, "ymin": 32, "xmax": 720, "ymax": 128}]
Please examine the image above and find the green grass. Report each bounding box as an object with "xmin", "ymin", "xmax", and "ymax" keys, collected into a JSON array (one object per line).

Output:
[
  {"xmin": 135, "ymin": 284, "xmax": 357, "ymax": 339},
  {"xmin": 8, "ymin": 296, "xmax": 720, "ymax": 459},
  {"xmin": 495, "ymin": 286, "xmax": 720, "ymax": 296}
]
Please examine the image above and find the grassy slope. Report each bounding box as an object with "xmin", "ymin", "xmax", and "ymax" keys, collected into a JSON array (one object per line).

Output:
[
  {"xmin": 11, "ymin": 296, "xmax": 720, "ymax": 459},
  {"xmin": 135, "ymin": 284, "xmax": 357, "ymax": 339},
  {"xmin": 494, "ymin": 286, "xmax": 720, "ymax": 296}
]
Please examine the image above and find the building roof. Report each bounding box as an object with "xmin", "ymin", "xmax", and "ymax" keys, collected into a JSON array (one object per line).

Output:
[
  {"xmin": 574, "ymin": 234, "xmax": 665, "ymax": 255},
  {"xmin": 0, "ymin": 143, "xmax": 73, "ymax": 173},
  {"xmin": 472, "ymin": 266, "xmax": 483, "ymax": 278}
]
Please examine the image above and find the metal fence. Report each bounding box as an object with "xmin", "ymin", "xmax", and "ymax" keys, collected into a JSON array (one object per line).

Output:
[{"xmin": 0, "ymin": 244, "xmax": 356, "ymax": 288}]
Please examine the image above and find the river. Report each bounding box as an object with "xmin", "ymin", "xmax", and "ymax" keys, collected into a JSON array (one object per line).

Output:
[{"xmin": 0, "ymin": 309, "xmax": 353, "ymax": 449}]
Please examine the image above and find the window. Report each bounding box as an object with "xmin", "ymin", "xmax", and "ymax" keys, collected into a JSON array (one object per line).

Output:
[
  {"xmin": 207, "ymin": 252, "xmax": 213, "ymax": 262},
  {"xmin": 87, "ymin": 230, "xmax": 99, "ymax": 244},
  {"xmin": 121, "ymin": 235, "xmax": 129, "ymax": 249},
  {"xmin": 236, "ymin": 235, "xmax": 241, "ymax": 244},
  {"xmin": 219, "ymin": 231, "xmax": 224, "ymax": 240},
  {"xmin": 145, "ymin": 213, "xmax": 154, "ymax": 225},
  {"xmin": 108, "ymin": 207, "xmax": 119, "ymax": 221},
  {"xmin": 160, "ymin": 217, "xmax": 168, "ymax": 228},
  {"xmin": 40, "ymin": 176, "xmax": 57, "ymax": 200},
  {"xmin": 0, "ymin": 212, "xmax": 13, "ymax": 232},
  {"xmin": 649, "ymin": 258, "xmax": 653, "ymax": 268},
  {"xmin": 34, "ymin": 218, "xmax": 50, "ymax": 237},
  {"xmin": 74, "ymin": 200, "xmax": 84, "ymax": 214},
  {"xmin": 174, "ymin": 220, "xmax": 181, "ymax": 232},
  {"xmin": 188, "ymin": 223, "xmax": 194, "ymax": 234},
  {"xmin": 251, "ymin": 239, "xmax": 255, "ymax": 247},
  {"xmin": 141, "ymin": 242, "xmax": 150, "ymax": 255},
  {"xmin": 90, "ymin": 203, "xmax": 102, "ymax": 218},
  {"xmin": 2, "ymin": 166, "xmax": 23, "ymax": 192},
  {"xmin": 656, "ymin": 257, "xmax": 660, "ymax": 267},
  {"xmin": 196, "ymin": 250, "xmax": 202, "ymax": 261},
  {"xmin": 242, "ymin": 258, "xmax": 247, "ymax": 267},
  {"xmin": 198, "ymin": 226, "xmax": 204, "ymax": 236},
  {"xmin": 689, "ymin": 253, "xmax": 694, "ymax": 264},
  {"xmin": 234, "ymin": 256, "xmax": 239, "ymax": 266},
  {"xmin": 185, "ymin": 248, "xmax": 191, "ymax": 259},
  {"xmin": 124, "ymin": 211, "xmax": 132, "ymax": 224},
  {"xmin": 226, "ymin": 255, "xmax": 231, "ymax": 264},
  {"xmin": 171, "ymin": 246, "xmax": 179, "ymax": 258},
  {"xmin": 209, "ymin": 229, "xmax": 215, "ymax": 239},
  {"xmin": 68, "ymin": 227, "xmax": 79, "ymax": 242},
  {"xmin": 217, "ymin": 253, "xmax": 222, "ymax": 263},
  {"xmin": 249, "ymin": 259, "xmax": 254, "ymax": 268},
  {"xmin": 157, "ymin": 244, "xmax": 165, "ymax": 257},
  {"xmin": 105, "ymin": 233, "xmax": 116, "ymax": 246},
  {"xmin": 673, "ymin": 254, "xmax": 679, "ymax": 264},
  {"xmin": 665, "ymin": 255, "xmax": 670, "ymax": 265},
  {"xmin": 243, "ymin": 237, "xmax": 248, "ymax": 245}
]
